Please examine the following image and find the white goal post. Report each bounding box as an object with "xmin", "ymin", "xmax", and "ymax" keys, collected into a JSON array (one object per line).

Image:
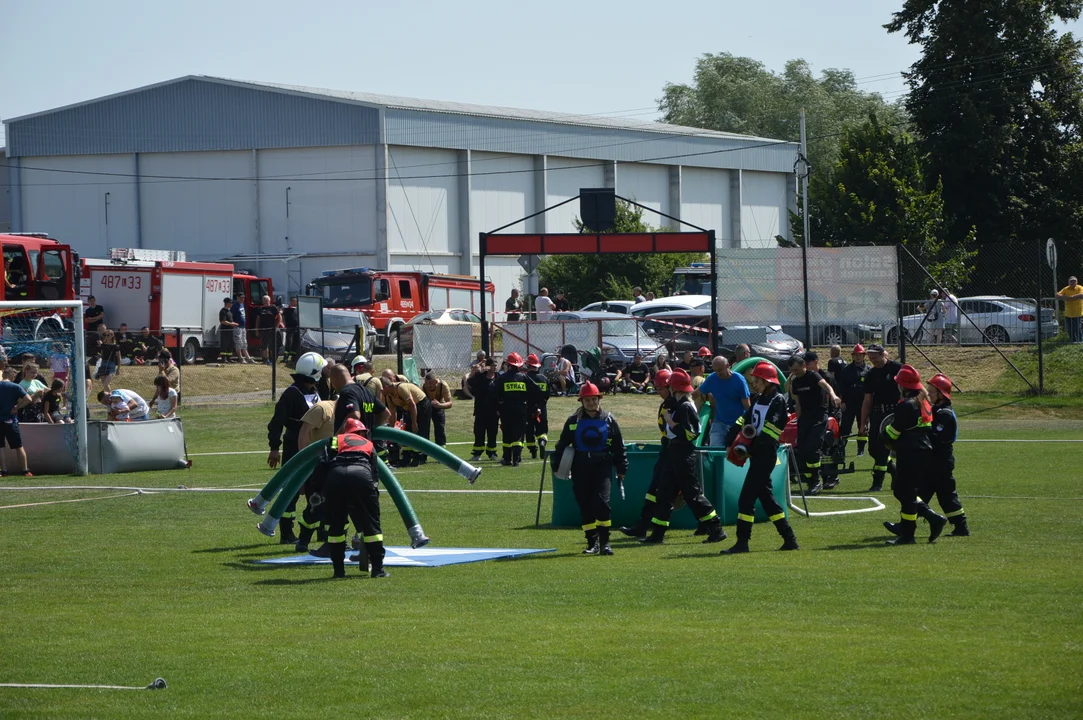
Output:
[{"xmin": 0, "ymin": 300, "xmax": 87, "ymax": 476}]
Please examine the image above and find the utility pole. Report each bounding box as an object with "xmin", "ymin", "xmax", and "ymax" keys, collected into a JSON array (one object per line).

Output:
[{"xmin": 798, "ymin": 109, "xmax": 812, "ymax": 349}]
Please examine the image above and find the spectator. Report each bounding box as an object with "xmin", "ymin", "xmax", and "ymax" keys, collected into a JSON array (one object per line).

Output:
[
  {"xmin": 98, "ymin": 388, "xmax": 151, "ymax": 421},
  {"xmin": 689, "ymin": 357, "xmax": 708, "ymax": 410},
  {"xmin": 274, "ymin": 296, "xmax": 287, "ymax": 360},
  {"xmin": 676, "ymin": 350, "xmax": 693, "ymax": 372},
  {"xmin": 0, "ymin": 344, "xmax": 7, "ymax": 373},
  {"xmin": 0, "ymin": 375, "xmax": 34, "ymax": 477},
  {"xmin": 556, "ymin": 352, "xmax": 577, "ymax": 396},
  {"xmin": 231, "ymin": 293, "xmax": 255, "ymax": 364},
  {"xmin": 117, "ymin": 323, "xmax": 136, "ymax": 364},
  {"xmin": 282, "ymin": 296, "xmax": 300, "ymax": 362},
  {"xmin": 534, "ymin": 287, "xmax": 555, "ymax": 321},
  {"xmin": 48, "ymin": 343, "xmax": 70, "ymax": 385},
  {"xmin": 152, "ymin": 375, "xmax": 178, "ymax": 418},
  {"xmin": 827, "ymin": 345, "xmax": 845, "ymax": 376},
  {"xmin": 923, "ymin": 289, "xmax": 944, "ymax": 344},
  {"xmin": 553, "ymin": 290, "xmax": 570, "ymax": 312},
  {"xmin": 18, "ymin": 362, "xmax": 47, "ymax": 423},
  {"xmin": 645, "ymin": 291, "xmax": 656, "ymax": 301},
  {"xmin": 734, "ymin": 343, "xmax": 751, "ymax": 363},
  {"xmin": 218, "ymin": 297, "xmax": 237, "ymax": 362},
  {"xmin": 942, "ymin": 289, "xmax": 960, "ymax": 344},
  {"xmin": 134, "ymin": 327, "xmax": 163, "ymax": 365},
  {"xmin": 158, "ymin": 351, "xmax": 181, "ymax": 403},
  {"xmin": 505, "ymin": 288, "xmax": 523, "ymax": 322},
  {"xmin": 256, "ymin": 294, "xmax": 281, "ymax": 365},
  {"xmin": 616, "ymin": 353, "xmax": 650, "ymax": 393},
  {"xmin": 95, "ymin": 329, "xmax": 121, "ymax": 392},
  {"xmin": 633, "ymin": 286, "xmax": 647, "ymax": 303},
  {"xmin": 43, "ymin": 379, "xmax": 72, "ymax": 424},
  {"xmin": 699, "ymin": 356, "xmax": 751, "ymax": 447},
  {"xmin": 84, "ymin": 295, "xmax": 105, "ymax": 331},
  {"xmin": 85, "ymin": 324, "xmax": 103, "ymax": 364},
  {"xmin": 1057, "ymin": 275, "xmax": 1082, "ymax": 343}
]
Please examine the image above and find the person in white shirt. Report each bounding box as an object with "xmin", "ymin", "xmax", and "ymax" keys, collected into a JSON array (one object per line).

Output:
[
  {"xmin": 98, "ymin": 388, "xmax": 151, "ymax": 421},
  {"xmin": 534, "ymin": 287, "xmax": 555, "ymax": 321},
  {"xmin": 153, "ymin": 375, "xmax": 178, "ymax": 418},
  {"xmin": 942, "ymin": 289, "xmax": 960, "ymax": 344}
]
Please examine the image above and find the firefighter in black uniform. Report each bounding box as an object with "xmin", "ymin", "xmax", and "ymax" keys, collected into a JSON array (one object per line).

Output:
[
  {"xmin": 837, "ymin": 344, "xmax": 869, "ymax": 461},
  {"xmin": 618, "ymin": 369, "xmax": 672, "ymax": 539},
  {"xmin": 307, "ymin": 417, "xmax": 388, "ymax": 578},
  {"xmin": 494, "ymin": 352, "xmax": 540, "ymax": 466},
  {"xmin": 860, "ymin": 343, "xmax": 902, "ymax": 492},
  {"xmin": 922, "ymin": 373, "xmax": 970, "ymax": 536},
  {"xmin": 881, "ymin": 364, "xmax": 947, "ymax": 545},
  {"xmin": 266, "ymin": 352, "xmax": 327, "ymax": 544},
  {"xmin": 788, "ymin": 352, "xmax": 840, "ymax": 495},
  {"xmin": 616, "ymin": 353, "xmax": 650, "ymax": 393},
  {"xmin": 552, "ymin": 382, "xmax": 628, "ymax": 555},
  {"xmin": 523, "ymin": 354, "xmax": 550, "ymax": 459},
  {"xmin": 721, "ymin": 361, "xmax": 799, "ymax": 554},
  {"xmin": 642, "ymin": 369, "xmax": 726, "ymax": 544},
  {"xmin": 468, "ymin": 360, "xmax": 499, "ymax": 461}
]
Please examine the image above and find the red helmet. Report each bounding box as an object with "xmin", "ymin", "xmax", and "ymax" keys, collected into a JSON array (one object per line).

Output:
[
  {"xmin": 340, "ymin": 417, "xmax": 368, "ymax": 435},
  {"xmin": 852, "ymin": 343, "xmax": 866, "ymax": 354},
  {"xmin": 668, "ymin": 369, "xmax": 694, "ymax": 393},
  {"xmin": 894, "ymin": 364, "xmax": 923, "ymax": 391},
  {"xmin": 506, "ymin": 352, "xmax": 524, "ymax": 368},
  {"xmin": 928, "ymin": 373, "xmax": 952, "ymax": 399},
  {"xmin": 578, "ymin": 382, "xmax": 602, "ymax": 399},
  {"xmin": 654, "ymin": 369, "xmax": 672, "ymax": 387},
  {"xmin": 751, "ymin": 361, "xmax": 780, "ymax": 385},
  {"xmin": 697, "ymin": 346, "xmax": 712, "ymax": 357},
  {"xmin": 525, "ymin": 353, "xmax": 541, "ymax": 368}
]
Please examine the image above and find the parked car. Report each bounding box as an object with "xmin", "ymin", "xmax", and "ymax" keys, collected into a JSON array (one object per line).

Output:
[
  {"xmin": 640, "ymin": 309, "xmax": 803, "ymax": 367},
  {"xmin": 883, "ymin": 295, "xmax": 1058, "ymax": 345},
  {"xmin": 629, "ymin": 295, "xmax": 713, "ymax": 317},
  {"xmin": 579, "ymin": 300, "xmax": 635, "ymax": 314},
  {"xmin": 777, "ymin": 321, "xmax": 882, "ymax": 348},
  {"xmin": 299, "ymin": 309, "xmax": 376, "ymax": 362},
  {"xmin": 398, "ymin": 307, "xmax": 486, "ymax": 354},
  {"xmin": 549, "ymin": 311, "xmax": 666, "ymax": 367}
]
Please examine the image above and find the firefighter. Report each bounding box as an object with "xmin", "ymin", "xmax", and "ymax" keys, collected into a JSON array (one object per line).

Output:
[
  {"xmin": 641, "ymin": 369, "xmax": 726, "ymax": 544},
  {"xmin": 788, "ymin": 352, "xmax": 841, "ymax": 495},
  {"xmin": 720, "ymin": 362, "xmax": 800, "ymax": 554},
  {"xmin": 837, "ymin": 344, "xmax": 869, "ymax": 460},
  {"xmin": 422, "ymin": 372, "xmax": 453, "ymax": 449},
  {"xmin": 859, "ymin": 343, "xmax": 902, "ymax": 492},
  {"xmin": 494, "ymin": 352, "xmax": 540, "ymax": 466},
  {"xmin": 880, "ymin": 364, "xmax": 947, "ymax": 545},
  {"xmin": 350, "ymin": 354, "xmax": 383, "ymax": 398},
  {"xmin": 380, "ymin": 376, "xmax": 430, "ymax": 467},
  {"xmin": 552, "ymin": 382, "xmax": 628, "ymax": 555},
  {"xmin": 922, "ymin": 373, "xmax": 970, "ymax": 536},
  {"xmin": 523, "ymin": 354, "xmax": 550, "ymax": 459},
  {"xmin": 618, "ymin": 368, "xmax": 672, "ymax": 539},
  {"xmin": 307, "ymin": 417, "xmax": 388, "ymax": 578},
  {"xmin": 266, "ymin": 352, "xmax": 326, "ymax": 544},
  {"xmin": 468, "ymin": 359, "xmax": 499, "ymax": 461}
]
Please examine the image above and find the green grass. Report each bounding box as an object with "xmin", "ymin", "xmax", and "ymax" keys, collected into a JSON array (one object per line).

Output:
[{"xmin": 1, "ymin": 396, "xmax": 1082, "ymax": 718}]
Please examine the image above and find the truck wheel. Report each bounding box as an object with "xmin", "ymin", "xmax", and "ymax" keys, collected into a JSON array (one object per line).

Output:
[
  {"xmin": 182, "ymin": 339, "xmax": 200, "ymax": 365},
  {"xmin": 387, "ymin": 327, "xmax": 400, "ymax": 355}
]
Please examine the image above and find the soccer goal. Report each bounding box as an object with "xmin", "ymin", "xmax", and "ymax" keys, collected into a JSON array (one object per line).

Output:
[{"xmin": 0, "ymin": 300, "xmax": 88, "ymax": 475}]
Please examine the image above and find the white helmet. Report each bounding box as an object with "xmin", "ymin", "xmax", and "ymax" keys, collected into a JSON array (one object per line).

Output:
[
  {"xmin": 350, "ymin": 354, "xmax": 369, "ymax": 371},
  {"xmin": 294, "ymin": 352, "xmax": 327, "ymax": 381}
]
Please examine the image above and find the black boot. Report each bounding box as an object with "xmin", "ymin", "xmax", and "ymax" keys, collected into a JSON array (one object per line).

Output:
[
  {"xmin": 867, "ymin": 469, "xmax": 885, "ymax": 493},
  {"xmin": 883, "ymin": 521, "xmax": 903, "ymax": 536},
  {"xmin": 598, "ymin": 527, "xmax": 613, "ymax": 556},
  {"xmin": 294, "ymin": 525, "xmax": 315, "ymax": 553},
  {"xmin": 639, "ymin": 525, "xmax": 666, "ymax": 544},
  {"xmin": 886, "ymin": 518, "xmax": 917, "ymax": 545},
  {"xmin": 947, "ymin": 516, "xmax": 970, "ymax": 537},
  {"xmin": 917, "ymin": 502, "xmax": 948, "ymax": 543},
  {"xmin": 367, "ymin": 542, "xmax": 389, "ymax": 578},
  {"xmin": 856, "ymin": 440, "xmax": 866, "ymax": 456},
  {"xmin": 702, "ymin": 519, "xmax": 727, "ymax": 544},
  {"xmin": 775, "ymin": 518, "xmax": 799, "ymax": 551},
  {"xmin": 582, "ymin": 529, "xmax": 600, "ymax": 555},
  {"xmin": 721, "ymin": 519, "xmax": 752, "ymax": 554},
  {"xmin": 278, "ymin": 518, "xmax": 299, "ymax": 545},
  {"xmin": 329, "ymin": 542, "xmax": 346, "ymax": 578},
  {"xmin": 694, "ymin": 522, "xmax": 708, "ymax": 536},
  {"xmin": 349, "ymin": 543, "xmax": 370, "ymax": 572},
  {"xmin": 618, "ymin": 523, "xmax": 647, "ymax": 539}
]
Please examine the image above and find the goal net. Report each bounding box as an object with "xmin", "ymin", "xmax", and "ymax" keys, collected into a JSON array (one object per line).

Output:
[{"xmin": 0, "ymin": 301, "xmax": 88, "ymax": 475}]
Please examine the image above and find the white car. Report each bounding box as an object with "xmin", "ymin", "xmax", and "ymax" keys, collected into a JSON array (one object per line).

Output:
[
  {"xmin": 884, "ymin": 295, "xmax": 1058, "ymax": 345},
  {"xmin": 629, "ymin": 295, "xmax": 713, "ymax": 317},
  {"xmin": 579, "ymin": 300, "xmax": 635, "ymax": 314}
]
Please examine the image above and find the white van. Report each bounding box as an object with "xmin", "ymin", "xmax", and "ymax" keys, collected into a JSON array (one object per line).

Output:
[{"xmin": 629, "ymin": 294, "xmax": 713, "ymax": 317}]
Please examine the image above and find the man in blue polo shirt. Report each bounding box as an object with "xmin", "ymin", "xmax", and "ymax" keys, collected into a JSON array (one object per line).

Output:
[
  {"xmin": 0, "ymin": 379, "xmax": 35, "ymax": 476},
  {"xmin": 698, "ymin": 356, "xmax": 751, "ymax": 447}
]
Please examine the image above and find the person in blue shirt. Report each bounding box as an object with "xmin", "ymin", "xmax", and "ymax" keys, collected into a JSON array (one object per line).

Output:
[
  {"xmin": 0, "ymin": 380, "xmax": 35, "ymax": 477},
  {"xmin": 698, "ymin": 356, "xmax": 751, "ymax": 447},
  {"xmin": 231, "ymin": 293, "xmax": 255, "ymax": 364}
]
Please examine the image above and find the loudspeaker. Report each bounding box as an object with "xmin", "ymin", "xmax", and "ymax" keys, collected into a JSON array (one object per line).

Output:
[{"xmin": 580, "ymin": 188, "xmax": 615, "ymax": 232}]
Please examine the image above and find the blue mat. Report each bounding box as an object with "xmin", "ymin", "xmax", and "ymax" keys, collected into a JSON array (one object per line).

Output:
[{"xmin": 254, "ymin": 546, "xmax": 555, "ymax": 568}]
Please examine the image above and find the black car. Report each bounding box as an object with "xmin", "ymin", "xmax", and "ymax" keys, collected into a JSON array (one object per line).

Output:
[{"xmin": 640, "ymin": 309, "xmax": 803, "ymax": 367}]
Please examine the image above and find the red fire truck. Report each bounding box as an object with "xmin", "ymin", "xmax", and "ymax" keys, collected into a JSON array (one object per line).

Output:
[
  {"xmin": 0, "ymin": 233, "xmax": 79, "ymax": 303},
  {"xmin": 306, "ymin": 267, "xmax": 495, "ymax": 352}
]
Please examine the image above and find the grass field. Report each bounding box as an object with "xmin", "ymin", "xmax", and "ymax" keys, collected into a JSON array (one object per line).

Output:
[{"xmin": 1, "ymin": 393, "xmax": 1082, "ymax": 718}]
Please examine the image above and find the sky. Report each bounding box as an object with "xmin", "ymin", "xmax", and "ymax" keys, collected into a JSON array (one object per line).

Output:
[{"xmin": 2, "ymin": 0, "xmax": 1080, "ymax": 145}]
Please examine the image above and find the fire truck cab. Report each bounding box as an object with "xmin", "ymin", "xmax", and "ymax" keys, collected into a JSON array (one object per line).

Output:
[{"xmin": 0, "ymin": 233, "xmax": 78, "ymax": 304}]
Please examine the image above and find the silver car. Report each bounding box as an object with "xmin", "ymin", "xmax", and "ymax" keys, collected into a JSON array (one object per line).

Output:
[
  {"xmin": 884, "ymin": 295, "xmax": 1058, "ymax": 345},
  {"xmin": 299, "ymin": 309, "xmax": 377, "ymax": 362},
  {"xmin": 550, "ymin": 311, "xmax": 666, "ymax": 367}
]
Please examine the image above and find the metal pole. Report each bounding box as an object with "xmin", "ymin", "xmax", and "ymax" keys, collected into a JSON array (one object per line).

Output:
[
  {"xmin": 799, "ymin": 109, "xmax": 812, "ymax": 349},
  {"xmin": 479, "ymin": 233, "xmax": 489, "ymax": 356},
  {"xmin": 896, "ymin": 244, "xmax": 906, "ymax": 364},
  {"xmin": 73, "ymin": 302, "xmax": 88, "ymax": 476},
  {"xmin": 1036, "ymin": 238, "xmax": 1044, "ymax": 395},
  {"xmin": 708, "ymin": 230, "xmax": 719, "ymax": 355}
]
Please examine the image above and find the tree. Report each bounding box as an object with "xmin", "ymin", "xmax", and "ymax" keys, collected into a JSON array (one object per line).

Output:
[
  {"xmin": 535, "ymin": 200, "xmax": 705, "ymax": 306},
  {"xmin": 658, "ymin": 54, "xmax": 907, "ymax": 173},
  {"xmin": 794, "ymin": 114, "xmax": 976, "ymax": 292},
  {"xmin": 887, "ymin": 1, "xmax": 1083, "ymax": 293}
]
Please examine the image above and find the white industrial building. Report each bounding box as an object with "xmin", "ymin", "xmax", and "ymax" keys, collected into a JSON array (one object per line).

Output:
[{"xmin": 3, "ymin": 75, "xmax": 799, "ymax": 300}]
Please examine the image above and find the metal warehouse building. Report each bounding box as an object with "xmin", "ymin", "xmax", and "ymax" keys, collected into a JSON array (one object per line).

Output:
[{"xmin": 3, "ymin": 75, "xmax": 799, "ymax": 299}]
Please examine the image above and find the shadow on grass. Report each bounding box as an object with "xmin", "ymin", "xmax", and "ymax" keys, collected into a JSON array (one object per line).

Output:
[
  {"xmin": 193, "ymin": 543, "xmax": 271, "ymax": 554},
  {"xmin": 820, "ymin": 537, "xmax": 895, "ymax": 551},
  {"xmin": 494, "ymin": 550, "xmax": 580, "ymax": 562},
  {"xmin": 222, "ymin": 561, "xmax": 284, "ymax": 572},
  {"xmin": 253, "ymin": 576, "xmax": 355, "ymax": 586}
]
